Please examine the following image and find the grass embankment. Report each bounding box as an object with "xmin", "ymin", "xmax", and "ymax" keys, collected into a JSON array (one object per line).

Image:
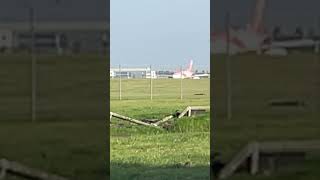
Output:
[{"xmin": 110, "ymin": 79, "xmax": 210, "ymax": 180}]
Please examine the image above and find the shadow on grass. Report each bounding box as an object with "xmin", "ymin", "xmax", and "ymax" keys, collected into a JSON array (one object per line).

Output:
[
  {"xmin": 0, "ymin": 121, "xmax": 107, "ymax": 180},
  {"xmin": 110, "ymin": 162, "xmax": 209, "ymax": 180}
]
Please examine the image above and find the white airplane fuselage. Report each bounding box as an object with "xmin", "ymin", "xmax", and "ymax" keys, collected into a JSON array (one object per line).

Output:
[
  {"xmin": 172, "ymin": 60, "xmax": 194, "ymax": 79},
  {"xmin": 172, "ymin": 70, "xmax": 193, "ymax": 79}
]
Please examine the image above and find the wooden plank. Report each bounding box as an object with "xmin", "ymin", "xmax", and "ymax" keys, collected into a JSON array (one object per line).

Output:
[
  {"xmin": 259, "ymin": 140, "xmax": 320, "ymax": 153},
  {"xmin": 250, "ymin": 142, "xmax": 259, "ymax": 175},
  {"xmin": 218, "ymin": 140, "xmax": 320, "ymax": 179},
  {"xmin": 110, "ymin": 106, "xmax": 210, "ymax": 129},
  {"xmin": 189, "ymin": 106, "xmax": 209, "ymax": 117},
  {"xmin": 154, "ymin": 115, "xmax": 174, "ymax": 126},
  {"xmin": 189, "ymin": 106, "xmax": 210, "ymax": 110},
  {"xmin": 178, "ymin": 106, "xmax": 191, "ymax": 118},
  {"xmin": 219, "ymin": 143, "xmax": 256, "ymax": 179},
  {"xmin": 0, "ymin": 159, "xmax": 7, "ymax": 179},
  {"xmin": 110, "ymin": 112, "xmax": 162, "ymax": 129},
  {"xmin": 0, "ymin": 159, "xmax": 68, "ymax": 180}
]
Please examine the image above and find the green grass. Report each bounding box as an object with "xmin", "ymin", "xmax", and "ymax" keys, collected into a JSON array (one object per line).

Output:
[
  {"xmin": 0, "ymin": 54, "xmax": 107, "ymax": 180},
  {"xmin": 0, "ymin": 121, "xmax": 106, "ymax": 180},
  {"xmin": 111, "ymin": 132, "xmax": 209, "ymax": 180},
  {"xmin": 212, "ymin": 53, "xmax": 320, "ymax": 180},
  {"xmin": 111, "ymin": 78, "xmax": 209, "ymax": 100},
  {"xmin": 110, "ymin": 80, "xmax": 210, "ymax": 180},
  {"xmin": 3, "ymin": 52, "xmax": 319, "ymax": 180}
]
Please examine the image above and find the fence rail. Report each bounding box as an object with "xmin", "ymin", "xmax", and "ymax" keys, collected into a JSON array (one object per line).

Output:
[{"xmin": 110, "ymin": 78, "xmax": 210, "ymax": 100}]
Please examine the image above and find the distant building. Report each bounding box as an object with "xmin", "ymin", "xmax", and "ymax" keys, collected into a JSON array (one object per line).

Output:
[
  {"xmin": 156, "ymin": 70, "xmax": 174, "ymax": 78},
  {"xmin": 110, "ymin": 70, "xmax": 115, "ymax": 78},
  {"xmin": 110, "ymin": 67, "xmax": 157, "ymax": 79},
  {"xmin": 0, "ymin": 21, "xmax": 109, "ymax": 53},
  {"xmin": 0, "ymin": 0, "xmax": 108, "ymax": 53},
  {"xmin": 146, "ymin": 70, "xmax": 157, "ymax": 79},
  {"xmin": 0, "ymin": 29, "xmax": 12, "ymax": 51}
]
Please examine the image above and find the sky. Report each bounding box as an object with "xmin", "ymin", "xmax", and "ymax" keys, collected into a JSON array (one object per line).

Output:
[
  {"xmin": 0, "ymin": 0, "xmax": 108, "ymax": 22},
  {"xmin": 110, "ymin": 0, "xmax": 210, "ymax": 70}
]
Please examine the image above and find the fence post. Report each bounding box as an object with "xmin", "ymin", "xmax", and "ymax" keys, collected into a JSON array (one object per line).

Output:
[
  {"xmin": 30, "ymin": 7, "xmax": 37, "ymax": 122},
  {"xmin": 226, "ymin": 12, "xmax": 232, "ymax": 120},
  {"xmin": 180, "ymin": 66, "xmax": 183, "ymax": 100},
  {"xmin": 119, "ymin": 64, "xmax": 122, "ymax": 100},
  {"xmin": 150, "ymin": 65, "xmax": 153, "ymax": 100}
]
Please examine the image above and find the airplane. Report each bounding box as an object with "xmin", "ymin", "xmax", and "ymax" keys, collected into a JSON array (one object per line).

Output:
[
  {"xmin": 172, "ymin": 60, "xmax": 194, "ymax": 79},
  {"xmin": 212, "ymin": 0, "xmax": 320, "ymax": 56},
  {"xmin": 171, "ymin": 60, "xmax": 210, "ymax": 79},
  {"xmin": 263, "ymin": 38, "xmax": 320, "ymax": 56},
  {"xmin": 193, "ymin": 73, "xmax": 210, "ymax": 79},
  {"xmin": 211, "ymin": 0, "xmax": 268, "ymax": 55}
]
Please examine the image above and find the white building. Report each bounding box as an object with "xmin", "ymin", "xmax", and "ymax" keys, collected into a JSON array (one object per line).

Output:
[
  {"xmin": 110, "ymin": 70, "xmax": 115, "ymax": 78},
  {"xmin": 0, "ymin": 29, "xmax": 13, "ymax": 50},
  {"xmin": 110, "ymin": 67, "xmax": 157, "ymax": 79},
  {"xmin": 0, "ymin": 21, "xmax": 109, "ymax": 53},
  {"xmin": 146, "ymin": 70, "xmax": 157, "ymax": 79}
]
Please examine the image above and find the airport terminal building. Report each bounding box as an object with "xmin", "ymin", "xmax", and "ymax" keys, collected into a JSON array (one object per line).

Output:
[
  {"xmin": 110, "ymin": 67, "xmax": 157, "ymax": 79},
  {"xmin": 0, "ymin": 0, "xmax": 108, "ymax": 54},
  {"xmin": 0, "ymin": 21, "xmax": 109, "ymax": 54}
]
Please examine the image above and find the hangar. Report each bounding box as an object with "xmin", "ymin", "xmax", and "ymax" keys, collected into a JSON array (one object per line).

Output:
[{"xmin": 0, "ymin": 21, "xmax": 109, "ymax": 54}]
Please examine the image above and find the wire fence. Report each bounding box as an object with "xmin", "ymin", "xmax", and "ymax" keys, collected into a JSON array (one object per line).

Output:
[
  {"xmin": 110, "ymin": 65, "xmax": 210, "ymax": 100},
  {"xmin": 212, "ymin": 12, "xmax": 320, "ymax": 119},
  {"xmin": 0, "ymin": 53, "xmax": 107, "ymax": 122}
]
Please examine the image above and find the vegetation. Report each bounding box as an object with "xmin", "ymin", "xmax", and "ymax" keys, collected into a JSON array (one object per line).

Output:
[
  {"xmin": 2, "ymin": 52, "xmax": 319, "ymax": 180},
  {"xmin": 110, "ymin": 79, "xmax": 210, "ymax": 180},
  {"xmin": 212, "ymin": 53, "xmax": 320, "ymax": 179},
  {"xmin": 0, "ymin": 54, "xmax": 107, "ymax": 180}
]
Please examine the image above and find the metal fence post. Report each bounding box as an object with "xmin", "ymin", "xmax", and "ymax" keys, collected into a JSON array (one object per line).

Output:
[
  {"xmin": 150, "ymin": 65, "xmax": 153, "ymax": 100},
  {"xmin": 180, "ymin": 66, "xmax": 183, "ymax": 100},
  {"xmin": 30, "ymin": 7, "xmax": 37, "ymax": 122},
  {"xmin": 226, "ymin": 12, "xmax": 232, "ymax": 120},
  {"xmin": 119, "ymin": 64, "xmax": 122, "ymax": 100}
]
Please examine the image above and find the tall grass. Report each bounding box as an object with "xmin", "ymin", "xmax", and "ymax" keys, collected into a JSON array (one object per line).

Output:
[{"xmin": 169, "ymin": 114, "xmax": 210, "ymax": 133}]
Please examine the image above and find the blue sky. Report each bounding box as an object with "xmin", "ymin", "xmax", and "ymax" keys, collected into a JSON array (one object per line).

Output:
[{"xmin": 111, "ymin": 0, "xmax": 210, "ymax": 70}]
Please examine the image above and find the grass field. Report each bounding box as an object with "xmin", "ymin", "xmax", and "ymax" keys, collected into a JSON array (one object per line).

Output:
[
  {"xmin": 0, "ymin": 54, "xmax": 107, "ymax": 180},
  {"xmin": 212, "ymin": 53, "xmax": 320, "ymax": 179},
  {"xmin": 110, "ymin": 78, "xmax": 210, "ymax": 100},
  {"xmin": 110, "ymin": 79, "xmax": 210, "ymax": 180},
  {"xmin": 2, "ymin": 52, "xmax": 319, "ymax": 180}
]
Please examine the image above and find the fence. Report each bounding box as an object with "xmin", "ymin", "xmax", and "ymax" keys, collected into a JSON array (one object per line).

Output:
[
  {"xmin": 212, "ymin": 53, "xmax": 320, "ymax": 118},
  {"xmin": 0, "ymin": 53, "xmax": 107, "ymax": 122},
  {"xmin": 110, "ymin": 65, "xmax": 210, "ymax": 100},
  {"xmin": 212, "ymin": 12, "xmax": 320, "ymax": 119}
]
